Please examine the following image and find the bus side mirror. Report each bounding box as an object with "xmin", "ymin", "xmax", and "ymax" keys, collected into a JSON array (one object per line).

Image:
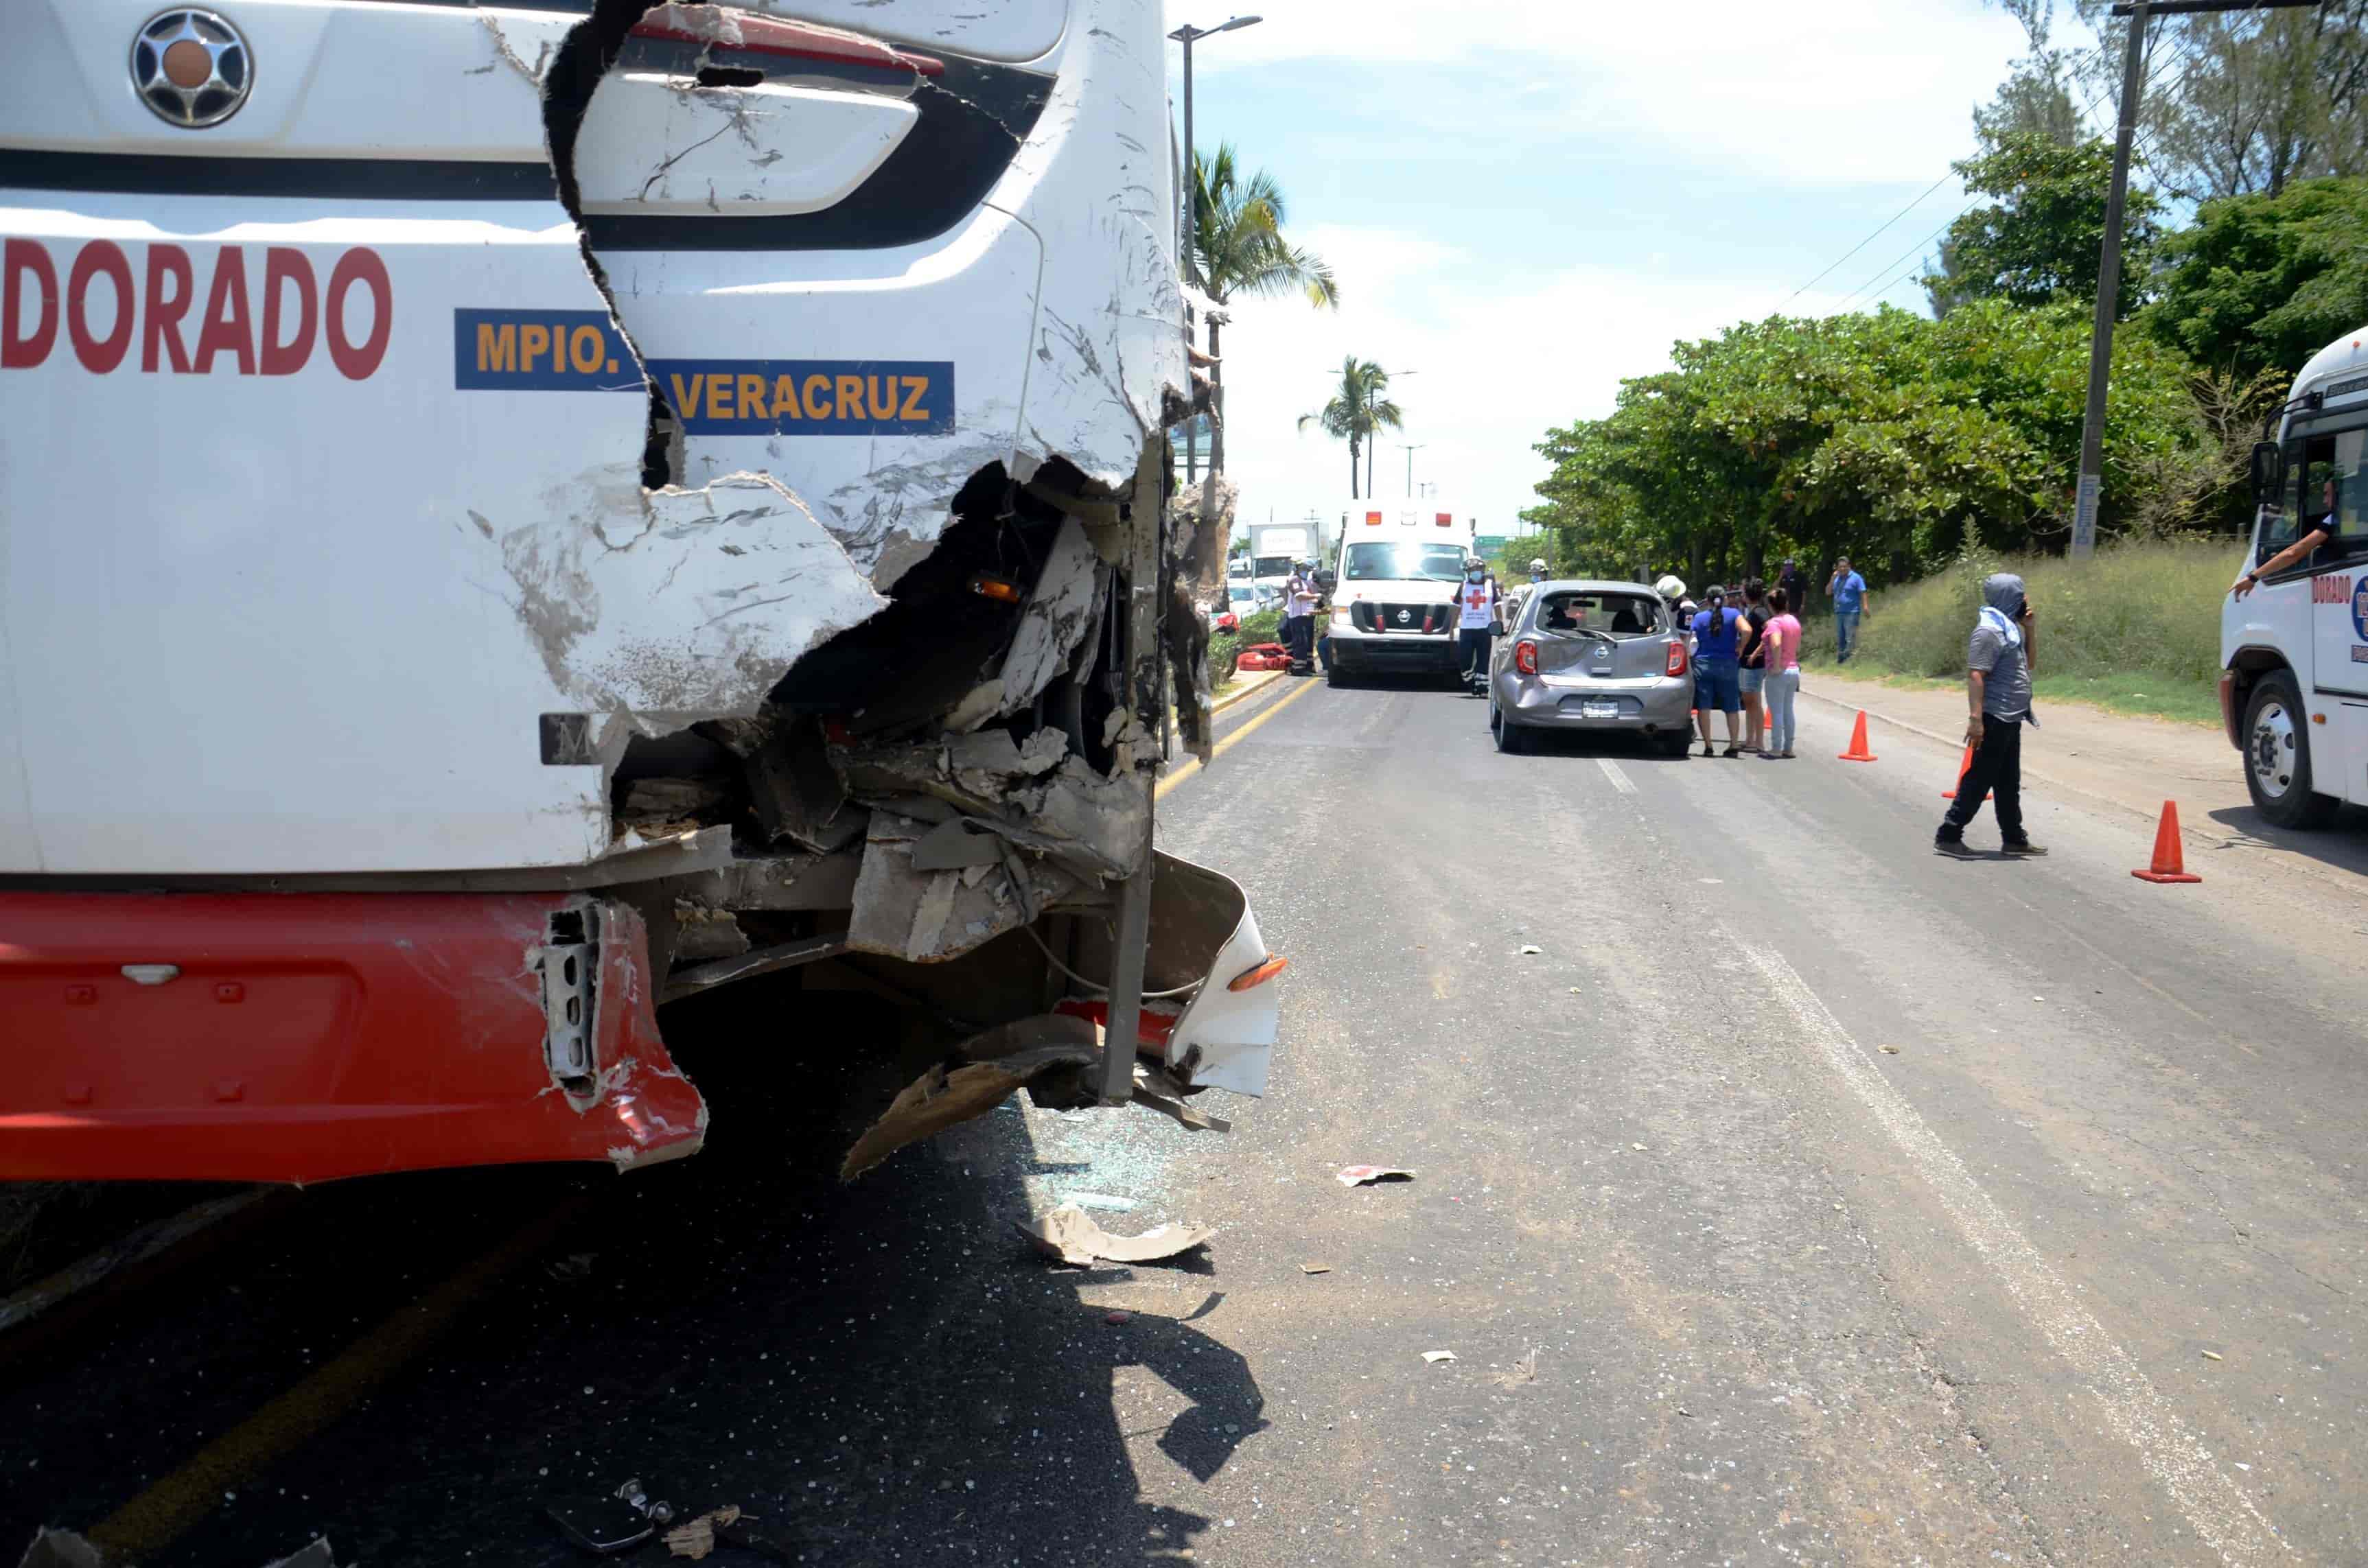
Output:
[{"xmin": 2250, "ymin": 441, "xmax": 2284, "ymax": 503}]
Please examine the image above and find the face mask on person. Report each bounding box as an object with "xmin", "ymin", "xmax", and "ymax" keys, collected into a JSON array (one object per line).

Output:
[{"xmin": 1467, "ymin": 568, "xmax": 1484, "ymax": 581}]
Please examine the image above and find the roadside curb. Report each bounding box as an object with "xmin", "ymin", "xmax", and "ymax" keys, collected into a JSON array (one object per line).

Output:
[{"xmin": 1796, "ymin": 679, "xmax": 2307, "ymax": 874}]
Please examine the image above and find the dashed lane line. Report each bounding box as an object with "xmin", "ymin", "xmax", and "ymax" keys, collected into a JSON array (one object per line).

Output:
[{"xmin": 1745, "ymin": 944, "xmax": 2289, "ymax": 1566}]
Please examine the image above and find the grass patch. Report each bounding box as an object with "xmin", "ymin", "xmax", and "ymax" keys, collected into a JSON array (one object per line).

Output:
[{"xmin": 1803, "ymin": 537, "xmax": 2240, "ymax": 727}]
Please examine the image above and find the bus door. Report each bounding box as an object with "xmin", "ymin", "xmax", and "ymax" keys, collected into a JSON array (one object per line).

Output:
[{"xmin": 2295, "ymin": 423, "xmax": 2368, "ymax": 804}]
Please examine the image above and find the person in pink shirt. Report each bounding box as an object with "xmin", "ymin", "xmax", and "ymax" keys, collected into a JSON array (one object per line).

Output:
[{"xmin": 1759, "ymin": 587, "xmax": 1803, "ymax": 758}]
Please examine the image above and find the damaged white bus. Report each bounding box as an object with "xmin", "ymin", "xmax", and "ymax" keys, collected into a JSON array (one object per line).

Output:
[{"xmin": 0, "ymin": 0, "xmax": 1277, "ymax": 1184}]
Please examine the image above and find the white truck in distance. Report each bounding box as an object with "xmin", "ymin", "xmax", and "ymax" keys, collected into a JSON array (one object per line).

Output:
[
  {"xmin": 2221, "ymin": 322, "xmax": 2368, "ymax": 828},
  {"xmin": 1323, "ymin": 504, "xmax": 1483, "ymax": 683},
  {"xmin": 0, "ymin": 0, "xmax": 1279, "ymax": 1187},
  {"xmin": 1245, "ymin": 521, "xmax": 1317, "ymax": 599}
]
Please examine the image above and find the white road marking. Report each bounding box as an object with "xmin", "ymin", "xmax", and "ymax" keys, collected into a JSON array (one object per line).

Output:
[
  {"xmin": 1596, "ymin": 758, "xmax": 1637, "ymax": 795},
  {"xmin": 1745, "ymin": 945, "xmax": 2289, "ymax": 1566}
]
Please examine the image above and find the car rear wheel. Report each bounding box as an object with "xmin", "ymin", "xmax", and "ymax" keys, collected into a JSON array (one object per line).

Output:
[
  {"xmin": 1492, "ymin": 704, "xmax": 1531, "ymax": 754},
  {"xmin": 2242, "ymin": 669, "xmax": 2339, "ymax": 829},
  {"xmin": 1654, "ymin": 727, "xmax": 1693, "ymax": 759}
]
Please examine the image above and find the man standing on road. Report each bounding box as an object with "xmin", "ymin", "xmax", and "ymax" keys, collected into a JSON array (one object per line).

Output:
[
  {"xmin": 1456, "ymin": 556, "xmax": 1498, "ymax": 695},
  {"xmin": 1936, "ymin": 572, "xmax": 2046, "ymax": 858},
  {"xmin": 1284, "ymin": 559, "xmax": 1319, "ymax": 672},
  {"xmin": 1829, "ymin": 556, "xmax": 1869, "ymax": 664}
]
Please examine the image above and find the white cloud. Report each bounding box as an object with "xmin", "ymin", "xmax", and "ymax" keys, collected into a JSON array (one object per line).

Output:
[
  {"xmin": 1208, "ymin": 224, "xmax": 1862, "ymax": 540},
  {"xmin": 1167, "ymin": 0, "xmax": 2027, "ymax": 184}
]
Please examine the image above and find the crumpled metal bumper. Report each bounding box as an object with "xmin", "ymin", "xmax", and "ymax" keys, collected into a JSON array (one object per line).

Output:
[{"xmin": 0, "ymin": 892, "xmax": 705, "ymax": 1183}]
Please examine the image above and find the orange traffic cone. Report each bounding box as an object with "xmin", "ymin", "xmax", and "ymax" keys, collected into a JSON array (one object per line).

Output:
[
  {"xmin": 1940, "ymin": 744, "xmax": 1991, "ymax": 801},
  {"xmin": 1837, "ymin": 710, "xmax": 1877, "ymax": 763},
  {"xmin": 2132, "ymin": 801, "xmax": 2202, "ymax": 883}
]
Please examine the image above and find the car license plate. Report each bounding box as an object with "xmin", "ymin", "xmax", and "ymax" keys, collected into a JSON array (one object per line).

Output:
[{"xmin": 1581, "ymin": 700, "xmax": 1621, "ymax": 719}]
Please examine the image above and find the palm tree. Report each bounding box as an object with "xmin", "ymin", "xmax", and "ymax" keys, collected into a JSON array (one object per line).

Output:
[
  {"xmin": 1297, "ymin": 358, "xmax": 1401, "ymax": 498},
  {"xmin": 1192, "ymin": 144, "xmax": 1336, "ymax": 478}
]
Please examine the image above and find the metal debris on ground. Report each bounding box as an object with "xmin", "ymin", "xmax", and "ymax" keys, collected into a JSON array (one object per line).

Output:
[
  {"xmin": 839, "ymin": 1016, "xmax": 1100, "ymax": 1180},
  {"xmin": 546, "ymin": 1479, "xmax": 675, "ymax": 1557},
  {"xmin": 1421, "ymin": 1350, "xmax": 1457, "ymax": 1364},
  {"xmin": 1493, "ymin": 1348, "xmax": 1540, "ymax": 1389},
  {"xmin": 1879, "ymin": 1045, "xmax": 1901, "ymax": 1054},
  {"xmin": 1019, "ymin": 1204, "xmax": 1214, "ymax": 1268},
  {"xmin": 1631, "ymin": 1143, "xmax": 1649, "ymax": 1151},
  {"xmin": 1300, "ymin": 1263, "xmax": 1332, "ymax": 1275},
  {"xmin": 1060, "ymin": 1192, "xmax": 1138, "ymax": 1213},
  {"xmin": 1336, "ymin": 1165, "xmax": 1415, "ymax": 1186},
  {"xmin": 663, "ymin": 1506, "xmax": 741, "ymax": 1560},
  {"xmin": 1518, "ymin": 944, "xmax": 1543, "ymax": 955},
  {"xmin": 14, "ymin": 1530, "xmax": 102, "ymax": 1568},
  {"xmin": 2202, "ymin": 1350, "xmax": 2225, "ymax": 1361}
]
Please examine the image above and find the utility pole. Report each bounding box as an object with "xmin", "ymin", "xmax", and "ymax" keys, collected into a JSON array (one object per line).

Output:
[
  {"xmin": 2076, "ymin": 0, "xmax": 2321, "ymax": 559},
  {"xmin": 1168, "ymin": 15, "xmax": 1261, "ymax": 491},
  {"xmin": 1398, "ymin": 443, "xmax": 1426, "ymax": 498}
]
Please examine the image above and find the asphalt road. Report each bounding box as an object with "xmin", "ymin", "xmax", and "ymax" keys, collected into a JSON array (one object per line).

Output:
[{"xmin": 7, "ymin": 669, "xmax": 2366, "ymax": 1567}]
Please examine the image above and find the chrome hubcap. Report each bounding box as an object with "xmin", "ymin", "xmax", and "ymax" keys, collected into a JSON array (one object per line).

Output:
[{"xmin": 2249, "ymin": 700, "xmax": 2296, "ymax": 799}]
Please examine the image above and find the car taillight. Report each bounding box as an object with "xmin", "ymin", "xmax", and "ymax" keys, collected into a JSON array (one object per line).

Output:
[
  {"xmin": 1514, "ymin": 640, "xmax": 1538, "ymax": 675},
  {"xmin": 1666, "ymin": 642, "xmax": 1688, "ymax": 677}
]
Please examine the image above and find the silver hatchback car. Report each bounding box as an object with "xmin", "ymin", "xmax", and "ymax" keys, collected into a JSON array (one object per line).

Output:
[{"xmin": 1487, "ymin": 581, "xmax": 1694, "ymax": 756}]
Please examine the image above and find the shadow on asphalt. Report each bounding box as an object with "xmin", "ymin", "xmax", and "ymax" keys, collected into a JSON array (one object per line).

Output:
[
  {"xmin": 2203, "ymin": 801, "xmax": 2368, "ymax": 882},
  {"xmin": 0, "ymin": 981, "xmax": 1262, "ymax": 1568}
]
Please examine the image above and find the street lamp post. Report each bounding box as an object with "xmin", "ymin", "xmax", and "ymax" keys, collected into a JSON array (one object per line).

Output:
[
  {"xmin": 1168, "ymin": 14, "xmax": 1261, "ymax": 487},
  {"xmin": 1367, "ymin": 368, "xmax": 1413, "ymax": 498},
  {"xmin": 1398, "ymin": 443, "xmax": 1426, "ymax": 498}
]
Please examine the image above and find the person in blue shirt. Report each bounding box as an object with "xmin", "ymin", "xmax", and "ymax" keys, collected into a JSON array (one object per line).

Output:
[
  {"xmin": 1827, "ymin": 555, "xmax": 1870, "ymax": 664},
  {"xmin": 1690, "ymin": 587, "xmax": 1748, "ymax": 757}
]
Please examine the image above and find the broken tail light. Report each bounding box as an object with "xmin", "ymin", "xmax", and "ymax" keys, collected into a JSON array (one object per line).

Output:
[
  {"xmin": 1514, "ymin": 640, "xmax": 1538, "ymax": 675},
  {"xmin": 1227, "ymin": 955, "xmax": 1288, "ymax": 992},
  {"xmin": 1666, "ymin": 641, "xmax": 1688, "ymax": 677}
]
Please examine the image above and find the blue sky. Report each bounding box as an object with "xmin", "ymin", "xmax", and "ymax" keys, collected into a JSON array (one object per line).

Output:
[{"xmin": 1162, "ymin": 0, "xmax": 2051, "ymax": 541}]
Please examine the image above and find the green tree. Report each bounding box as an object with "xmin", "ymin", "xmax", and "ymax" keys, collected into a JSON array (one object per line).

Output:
[
  {"xmin": 2147, "ymin": 175, "xmax": 2368, "ymax": 379},
  {"xmin": 2142, "ymin": 3, "xmax": 2368, "ymax": 199},
  {"xmin": 1524, "ymin": 302, "xmax": 2214, "ymax": 583},
  {"xmin": 1972, "ymin": 0, "xmax": 2083, "ymax": 149},
  {"xmin": 1189, "ymin": 144, "xmax": 1338, "ymax": 478},
  {"xmin": 1924, "ymin": 133, "xmax": 2162, "ymax": 316},
  {"xmin": 1298, "ymin": 358, "xmax": 1400, "ymax": 499}
]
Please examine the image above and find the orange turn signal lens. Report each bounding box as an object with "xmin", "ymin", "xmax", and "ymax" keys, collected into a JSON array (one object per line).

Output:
[
  {"xmin": 1227, "ymin": 955, "xmax": 1289, "ymax": 992},
  {"xmin": 969, "ymin": 574, "xmax": 1023, "ymax": 603}
]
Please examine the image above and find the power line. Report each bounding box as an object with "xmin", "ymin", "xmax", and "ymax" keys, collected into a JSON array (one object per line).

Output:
[
  {"xmin": 1836, "ymin": 200, "xmax": 1981, "ymax": 311},
  {"xmin": 1775, "ymin": 169, "xmax": 1958, "ymax": 311}
]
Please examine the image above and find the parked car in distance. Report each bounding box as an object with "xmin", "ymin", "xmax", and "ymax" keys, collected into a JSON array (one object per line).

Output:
[{"xmin": 1489, "ymin": 582, "xmax": 1693, "ymax": 756}]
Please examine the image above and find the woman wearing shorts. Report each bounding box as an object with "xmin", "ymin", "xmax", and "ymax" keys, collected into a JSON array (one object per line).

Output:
[{"xmin": 1689, "ymin": 587, "xmax": 1748, "ymax": 758}]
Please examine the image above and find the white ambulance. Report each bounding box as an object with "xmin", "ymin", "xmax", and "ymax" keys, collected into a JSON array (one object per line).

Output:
[
  {"xmin": 2221, "ymin": 323, "xmax": 2368, "ymax": 828},
  {"xmin": 1323, "ymin": 502, "xmax": 1482, "ymax": 683}
]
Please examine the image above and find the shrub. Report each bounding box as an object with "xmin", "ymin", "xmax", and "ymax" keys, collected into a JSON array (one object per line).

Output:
[{"xmin": 1837, "ymin": 537, "xmax": 2241, "ymax": 698}]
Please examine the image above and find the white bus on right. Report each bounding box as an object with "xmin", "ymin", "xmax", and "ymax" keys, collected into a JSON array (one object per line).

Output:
[{"xmin": 2222, "ymin": 324, "xmax": 2368, "ymax": 829}]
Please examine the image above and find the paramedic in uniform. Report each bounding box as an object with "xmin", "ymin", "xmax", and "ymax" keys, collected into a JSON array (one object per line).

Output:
[
  {"xmin": 1456, "ymin": 558, "xmax": 1498, "ymax": 694},
  {"xmin": 1284, "ymin": 559, "xmax": 1321, "ymax": 670}
]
